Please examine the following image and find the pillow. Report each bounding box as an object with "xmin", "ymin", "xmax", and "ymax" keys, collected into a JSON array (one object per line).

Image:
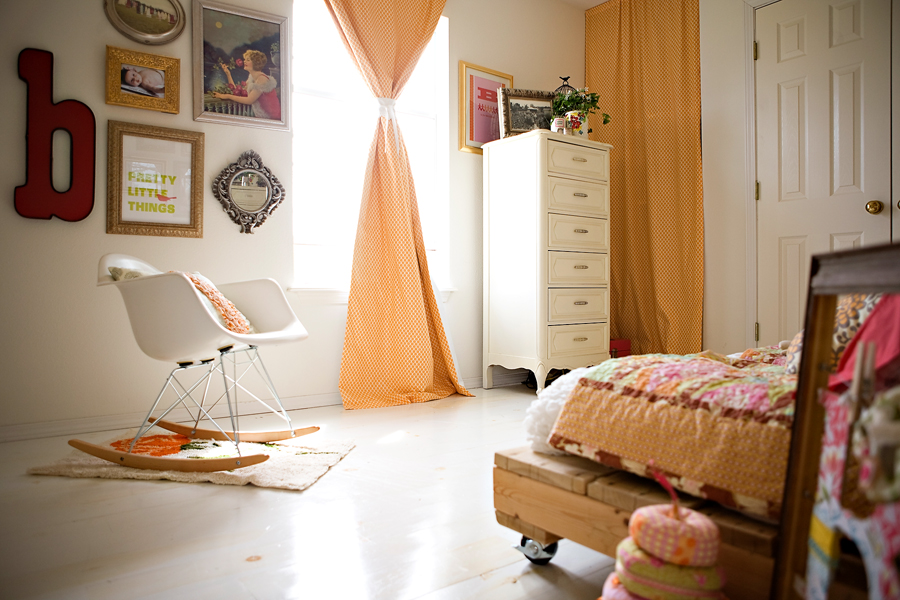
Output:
[
  {"xmin": 783, "ymin": 293, "xmax": 883, "ymax": 375},
  {"xmin": 109, "ymin": 267, "xmax": 256, "ymax": 334},
  {"xmin": 784, "ymin": 330, "xmax": 804, "ymax": 375},
  {"xmin": 184, "ymin": 272, "xmax": 255, "ymax": 335},
  {"xmin": 831, "ymin": 293, "xmax": 882, "ymax": 370},
  {"xmin": 108, "ymin": 266, "xmax": 155, "ymax": 281}
]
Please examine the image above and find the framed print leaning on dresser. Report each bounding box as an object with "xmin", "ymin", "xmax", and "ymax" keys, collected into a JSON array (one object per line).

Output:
[
  {"xmin": 458, "ymin": 61, "xmax": 512, "ymax": 154},
  {"xmin": 499, "ymin": 88, "xmax": 555, "ymax": 139}
]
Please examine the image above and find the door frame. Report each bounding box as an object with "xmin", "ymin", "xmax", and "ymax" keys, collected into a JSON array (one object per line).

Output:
[{"xmin": 742, "ymin": 0, "xmax": 897, "ymax": 350}]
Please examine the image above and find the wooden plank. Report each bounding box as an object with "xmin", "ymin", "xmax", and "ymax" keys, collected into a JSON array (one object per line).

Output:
[
  {"xmin": 149, "ymin": 418, "xmax": 320, "ymax": 443},
  {"xmin": 495, "ymin": 511, "xmax": 562, "ymax": 546},
  {"xmin": 586, "ymin": 469, "xmax": 704, "ymax": 512},
  {"xmin": 697, "ymin": 504, "xmax": 779, "ymax": 558},
  {"xmin": 493, "ymin": 466, "xmax": 629, "ymax": 558},
  {"xmin": 495, "ymin": 447, "xmax": 615, "ymax": 495},
  {"xmin": 68, "ymin": 439, "xmax": 268, "ymax": 472},
  {"xmin": 775, "ymin": 293, "xmax": 837, "ymax": 600},
  {"xmin": 718, "ymin": 542, "xmax": 775, "ymax": 600}
]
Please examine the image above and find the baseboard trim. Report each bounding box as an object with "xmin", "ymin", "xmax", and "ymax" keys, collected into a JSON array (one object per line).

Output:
[
  {"xmin": 0, "ymin": 376, "xmax": 527, "ymax": 443},
  {"xmin": 0, "ymin": 392, "xmax": 345, "ymax": 443}
]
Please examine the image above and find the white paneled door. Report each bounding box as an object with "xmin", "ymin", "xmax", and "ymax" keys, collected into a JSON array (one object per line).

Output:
[{"xmin": 756, "ymin": 0, "xmax": 891, "ymax": 345}]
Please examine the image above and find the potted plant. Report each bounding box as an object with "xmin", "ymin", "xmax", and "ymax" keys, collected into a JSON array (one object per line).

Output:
[{"xmin": 552, "ymin": 87, "xmax": 610, "ymax": 137}]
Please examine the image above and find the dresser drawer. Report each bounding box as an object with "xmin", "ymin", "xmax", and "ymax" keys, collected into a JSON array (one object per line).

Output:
[
  {"xmin": 548, "ymin": 214, "xmax": 608, "ymax": 251},
  {"xmin": 547, "ymin": 140, "xmax": 609, "ymax": 181},
  {"xmin": 548, "ymin": 177, "xmax": 609, "ymax": 216},
  {"xmin": 548, "ymin": 251, "xmax": 609, "ymax": 286},
  {"xmin": 548, "ymin": 322, "xmax": 609, "ymax": 358},
  {"xmin": 548, "ymin": 288, "xmax": 609, "ymax": 323}
]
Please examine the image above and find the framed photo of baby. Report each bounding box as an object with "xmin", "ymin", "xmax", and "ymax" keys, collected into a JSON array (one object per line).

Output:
[
  {"xmin": 192, "ymin": 0, "xmax": 289, "ymax": 131},
  {"xmin": 105, "ymin": 46, "xmax": 179, "ymax": 114}
]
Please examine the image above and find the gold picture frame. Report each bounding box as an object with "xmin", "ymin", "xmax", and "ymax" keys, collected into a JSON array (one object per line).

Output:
[
  {"xmin": 107, "ymin": 120, "xmax": 203, "ymax": 238},
  {"xmin": 499, "ymin": 88, "xmax": 555, "ymax": 139},
  {"xmin": 106, "ymin": 46, "xmax": 179, "ymax": 114},
  {"xmin": 458, "ymin": 61, "xmax": 512, "ymax": 154}
]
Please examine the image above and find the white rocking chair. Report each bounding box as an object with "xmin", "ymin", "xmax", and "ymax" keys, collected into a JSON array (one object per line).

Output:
[{"xmin": 68, "ymin": 254, "xmax": 316, "ymax": 472}]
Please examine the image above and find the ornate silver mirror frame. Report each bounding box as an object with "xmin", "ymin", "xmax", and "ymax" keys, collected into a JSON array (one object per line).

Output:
[{"xmin": 212, "ymin": 150, "xmax": 284, "ymax": 233}]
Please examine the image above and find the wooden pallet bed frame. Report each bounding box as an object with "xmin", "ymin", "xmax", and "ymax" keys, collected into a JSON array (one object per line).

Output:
[{"xmin": 494, "ymin": 243, "xmax": 900, "ymax": 600}]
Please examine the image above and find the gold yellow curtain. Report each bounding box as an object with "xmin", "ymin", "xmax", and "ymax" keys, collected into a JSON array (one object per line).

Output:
[
  {"xmin": 326, "ymin": 0, "xmax": 471, "ymax": 409},
  {"xmin": 586, "ymin": 0, "xmax": 704, "ymax": 355}
]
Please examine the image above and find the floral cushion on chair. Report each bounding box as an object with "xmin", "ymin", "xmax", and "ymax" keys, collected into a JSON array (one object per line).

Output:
[
  {"xmin": 108, "ymin": 267, "xmax": 255, "ymax": 335},
  {"xmin": 184, "ymin": 272, "xmax": 254, "ymax": 335},
  {"xmin": 784, "ymin": 293, "xmax": 883, "ymax": 375}
]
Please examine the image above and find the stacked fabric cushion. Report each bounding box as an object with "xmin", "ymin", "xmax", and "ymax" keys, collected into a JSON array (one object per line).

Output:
[{"xmin": 600, "ymin": 504, "xmax": 726, "ymax": 600}]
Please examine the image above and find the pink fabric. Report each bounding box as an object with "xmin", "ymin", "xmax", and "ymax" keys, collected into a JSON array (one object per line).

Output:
[
  {"xmin": 602, "ymin": 572, "xmax": 650, "ymax": 600},
  {"xmin": 830, "ymin": 294, "xmax": 900, "ymax": 391},
  {"xmin": 629, "ymin": 505, "xmax": 720, "ymax": 567}
]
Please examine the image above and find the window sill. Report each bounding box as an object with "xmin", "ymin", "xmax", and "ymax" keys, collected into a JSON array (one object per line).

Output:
[{"xmin": 288, "ymin": 286, "xmax": 457, "ymax": 305}]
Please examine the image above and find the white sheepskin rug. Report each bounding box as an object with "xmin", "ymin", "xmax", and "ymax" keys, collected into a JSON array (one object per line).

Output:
[
  {"xmin": 523, "ymin": 367, "xmax": 590, "ymax": 455},
  {"xmin": 29, "ymin": 432, "xmax": 354, "ymax": 492}
]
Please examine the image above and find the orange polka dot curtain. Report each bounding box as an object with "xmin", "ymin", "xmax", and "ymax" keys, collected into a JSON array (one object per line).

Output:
[
  {"xmin": 586, "ymin": 0, "xmax": 704, "ymax": 355},
  {"xmin": 325, "ymin": 0, "xmax": 471, "ymax": 409}
]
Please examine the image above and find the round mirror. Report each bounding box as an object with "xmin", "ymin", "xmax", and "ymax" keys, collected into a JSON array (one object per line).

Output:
[{"xmin": 229, "ymin": 169, "xmax": 271, "ymax": 213}]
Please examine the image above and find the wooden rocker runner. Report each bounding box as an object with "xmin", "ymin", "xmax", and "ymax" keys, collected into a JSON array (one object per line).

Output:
[{"xmin": 69, "ymin": 254, "xmax": 319, "ymax": 472}]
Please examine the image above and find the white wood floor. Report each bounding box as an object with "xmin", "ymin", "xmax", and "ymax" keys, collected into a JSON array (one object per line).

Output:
[{"xmin": 0, "ymin": 385, "xmax": 614, "ymax": 599}]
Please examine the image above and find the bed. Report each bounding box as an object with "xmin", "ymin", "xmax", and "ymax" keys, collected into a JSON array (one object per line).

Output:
[{"xmin": 494, "ymin": 243, "xmax": 900, "ymax": 600}]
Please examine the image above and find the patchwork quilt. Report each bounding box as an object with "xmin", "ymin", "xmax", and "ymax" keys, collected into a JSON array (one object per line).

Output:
[{"xmin": 548, "ymin": 347, "xmax": 796, "ymax": 519}]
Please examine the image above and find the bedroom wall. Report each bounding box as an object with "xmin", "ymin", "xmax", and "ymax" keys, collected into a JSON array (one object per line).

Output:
[
  {"xmin": 0, "ymin": 0, "xmax": 585, "ymax": 436},
  {"xmin": 698, "ymin": 0, "xmax": 750, "ymax": 355}
]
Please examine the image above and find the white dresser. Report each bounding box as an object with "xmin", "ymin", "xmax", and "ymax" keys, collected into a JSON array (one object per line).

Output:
[{"xmin": 483, "ymin": 130, "xmax": 612, "ymax": 392}]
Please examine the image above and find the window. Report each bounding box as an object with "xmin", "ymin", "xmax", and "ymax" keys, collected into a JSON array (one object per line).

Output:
[{"xmin": 291, "ymin": 4, "xmax": 449, "ymax": 292}]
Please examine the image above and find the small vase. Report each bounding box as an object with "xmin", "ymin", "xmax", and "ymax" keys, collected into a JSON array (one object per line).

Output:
[
  {"xmin": 270, "ymin": 52, "xmax": 280, "ymax": 68},
  {"xmin": 565, "ymin": 110, "xmax": 587, "ymax": 137},
  {"xmin": 551, "ymin": 117, "xmax": 567, "ymax": 134}
]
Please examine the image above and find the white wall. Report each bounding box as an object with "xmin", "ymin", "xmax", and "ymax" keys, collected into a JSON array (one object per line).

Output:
[
  {"xmin": 0, "ymin": 0, "xmax": 585, "ymax": 436},
  {"xmin": 699, "ymin": 0, "xmax": 751, "ymax": 354}
]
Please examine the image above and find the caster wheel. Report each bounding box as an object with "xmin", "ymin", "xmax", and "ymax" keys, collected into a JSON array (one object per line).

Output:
[{"xmin": 516, "ymin": 535, "xmax": 558, "ymax": 565}]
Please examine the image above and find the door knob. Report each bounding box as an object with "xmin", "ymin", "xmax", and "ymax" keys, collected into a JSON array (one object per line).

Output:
[{"xmin": 866, "ymin": 200, "xmax": 884, "ymax": 215}]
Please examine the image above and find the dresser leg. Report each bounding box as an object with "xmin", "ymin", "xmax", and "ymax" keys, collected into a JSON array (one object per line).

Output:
[
  {"xmin": 484, "ymin": 365, "xmax": 494, "ymax": 389},
  {"xmin": 534, "ymin": 364, "xmax": 548, "ymax": 393}
]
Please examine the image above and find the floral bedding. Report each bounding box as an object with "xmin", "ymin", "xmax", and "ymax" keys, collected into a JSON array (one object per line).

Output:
[{"xmin": 548, "ymin": 347, "xmax": 797, "ymax": 519}]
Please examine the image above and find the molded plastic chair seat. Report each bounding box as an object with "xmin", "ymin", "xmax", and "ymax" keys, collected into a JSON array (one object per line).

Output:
[{"xmin": 97, "ymin": 253, "xmax": 308, "ymax": 364}]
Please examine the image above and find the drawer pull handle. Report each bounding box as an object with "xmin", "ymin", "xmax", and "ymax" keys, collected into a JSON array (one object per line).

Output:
[
  {"xmin": 573, "ymin": 192, "xmax": 589, "ymax": 197},
  {"xmin": 573, "ymin": 265, "xmax": 589, "ymax": 270},
  {"xmin": 574, "ymin": 228, "xmax": 589, "ymax": 234},
  {"xmin": 574, "ymin": 337, "xmax": 589, "ymax": 342},
  {"xmin": 572, "ymin": 157, "xmax": 588, "ymax": 162},
  {"xmin": 574, "ymin": 301, "xmax": 588, "ymax": 305}
]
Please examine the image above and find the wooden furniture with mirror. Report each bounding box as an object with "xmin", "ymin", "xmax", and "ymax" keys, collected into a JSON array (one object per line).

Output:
[{"xmin": 774, "ymin": 243, "xmax": 900, "ymax": 599}]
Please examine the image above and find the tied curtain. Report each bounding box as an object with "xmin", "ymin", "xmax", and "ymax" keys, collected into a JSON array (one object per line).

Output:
[
  {"xmin": 325, "ymin": 0, "xmax": 471, "ymax": 409},
  {"xmin": 586, "ymin": 0, "xmax": 704, "ymax": 355}
]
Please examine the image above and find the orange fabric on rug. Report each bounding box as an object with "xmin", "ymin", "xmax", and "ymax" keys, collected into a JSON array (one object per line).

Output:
[
  {"xmin": 111, "ymin": 434, "xmax": 192, "ymax": 457},
  {"xmin": 326, "ymin": 0, "xmax": 471, "ymax": 409}
]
